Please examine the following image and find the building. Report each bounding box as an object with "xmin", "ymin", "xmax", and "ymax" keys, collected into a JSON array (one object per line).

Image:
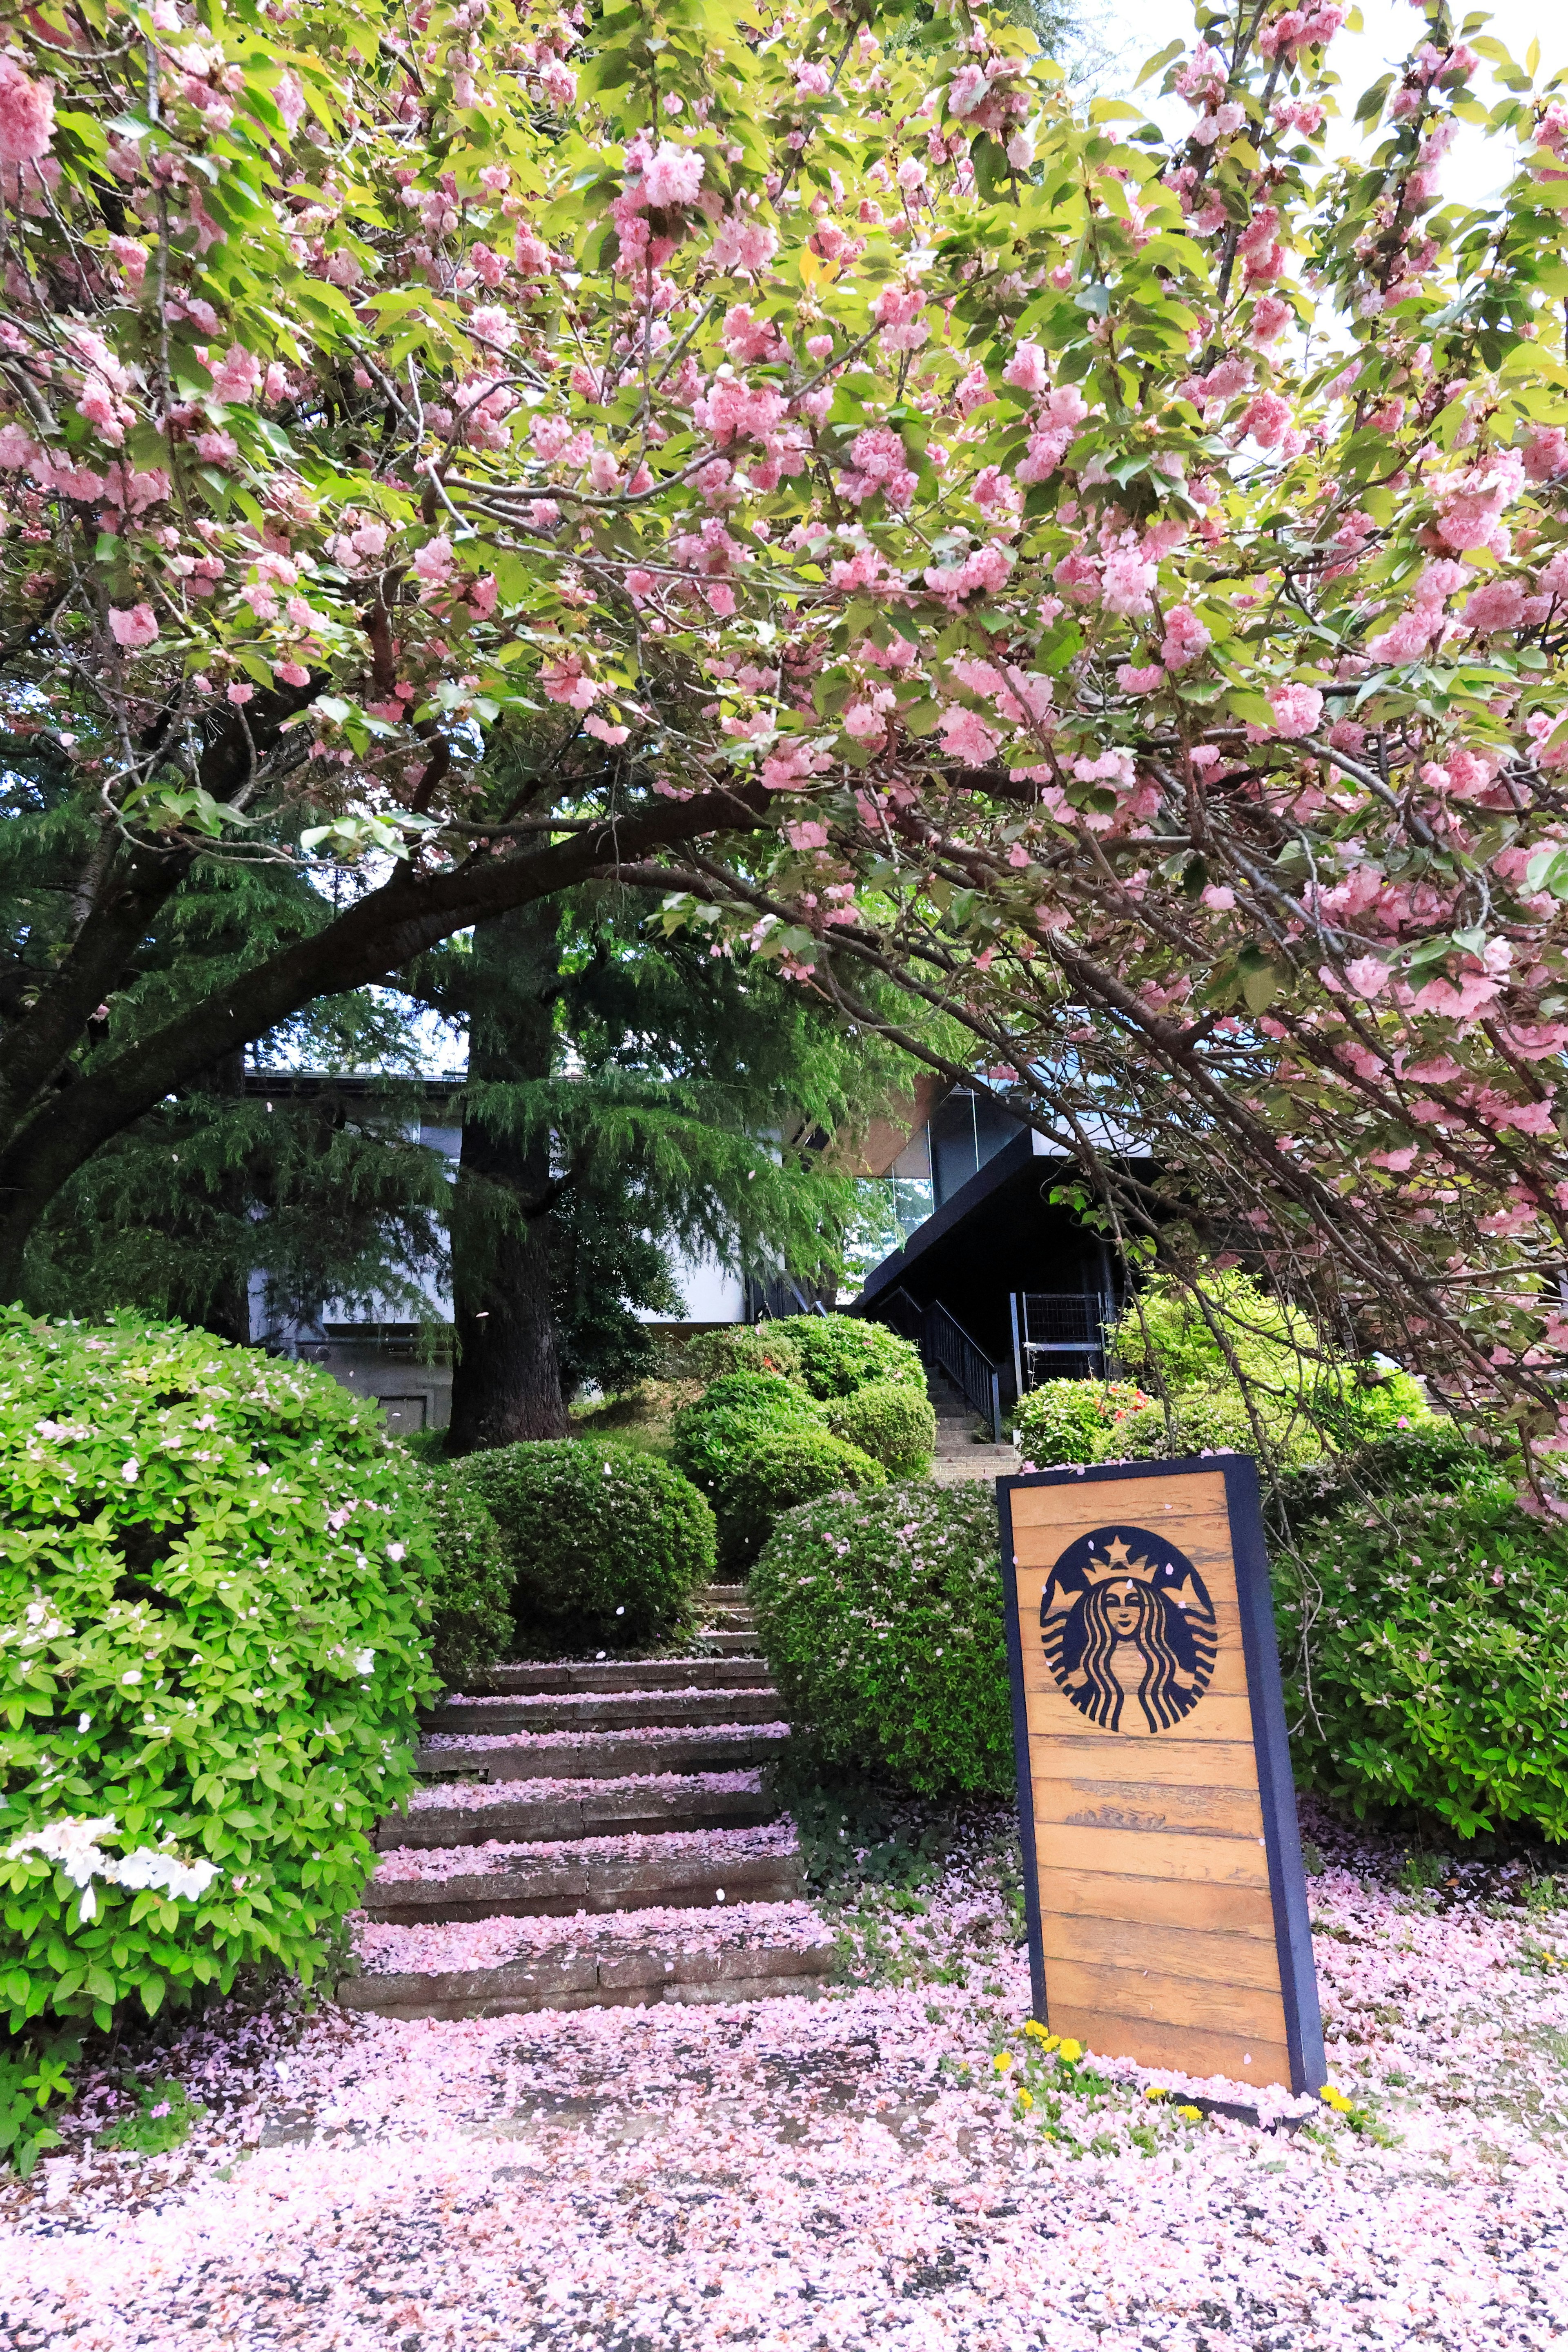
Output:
[{"xmin": 847, "ymin": 1082, "xmax": 1143, "ymax": 1437}]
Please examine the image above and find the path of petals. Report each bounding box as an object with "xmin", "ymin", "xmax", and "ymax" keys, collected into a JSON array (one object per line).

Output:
[{"xmin": 3, "ymin": 1838, "xmax": 1567, "ymax": 2348}]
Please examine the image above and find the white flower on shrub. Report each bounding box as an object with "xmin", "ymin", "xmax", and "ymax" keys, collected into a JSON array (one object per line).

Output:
[
  {"xmin": 6, "ymin": 1815, "xmax": 219, "ymax": 1922},
  {"xmin": 5, "ymin": 1599, "xmax": 71, "ymax": 1648}
]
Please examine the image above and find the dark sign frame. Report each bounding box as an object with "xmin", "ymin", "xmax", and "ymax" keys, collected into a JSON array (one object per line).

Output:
[{"xmin": 996, "ymin": 1452, "xmax": 1325, "ymax": 2096}]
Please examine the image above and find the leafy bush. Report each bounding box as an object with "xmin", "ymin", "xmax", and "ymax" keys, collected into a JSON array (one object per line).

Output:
[
  {"xmin": 0, "ymin": 2031, "xmax": 76, "ymax": 2177},
  {"xmin": 457, "ymin": 1439, "xmax": 714, "ymax": 1647},
  {"xmin": 678, "ymin": 1324, "xmax": 806, "ymax": 1385},
  {"xmin": 1106, "ymin": 1387, "xmax": 1326, "ymax": 1466},
  {"xmin": 0, "ymin": 1311, "xmax": 436, "ymax": 2034},
  {"xmin": 1111, "ymin": 1270, "xmax": 1321, "ymax": 1394},
  {"xmin": 752, "ymin": 1481, "xmax": 1011, "ymax": 1796},
  {"xmin": 1277, "ymin": 1486, "xmax": 1568, "ymax": 1840},
  {"xmin": 1012, "ymin": 1379, "xmax": 1154, "ymax": 1466},
  {"xmin": 826, "ymin": 1379, "xmax": 937, "ymax": 1477},
  {"xmin": 1310, "ymin": 1365, "xmax": 1432, "ymax": 1443},
  {"xmin": 719, "ymin": 1428, "xmax": 886, "ymax": 1568},
  {"xmin": 1274, "ymin": 1424, "xmax": 1508, "ymax": 1532},
  {"xmin": 668, "ymin": 1371, "xmax": 825, "ymax": 1510},
  {"xmin": 97, "ymin": 2073, "xmax": 205, "ymax": 2155},
  {"xmin": 412, "ymin": 1468, "xmax": 514, "ymax": 1684},
  {"xmin": 771, "ymin": 1314, "xmax": 927, "ymax": 1400}
]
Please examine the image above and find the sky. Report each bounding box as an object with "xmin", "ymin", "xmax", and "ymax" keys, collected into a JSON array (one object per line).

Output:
[{"xmin": 1096, "ymin": 0, "xmax": 1559, "ymax": 207}]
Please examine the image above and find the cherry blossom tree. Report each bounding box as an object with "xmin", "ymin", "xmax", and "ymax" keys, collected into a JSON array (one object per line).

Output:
[
  {"xmin": 639, "ymin": 0, "xmax": 1568, "ymax": 1455},
  {"xmin": 2, "ymin": 0, "xmax": 1567, "ymax": 1456}
]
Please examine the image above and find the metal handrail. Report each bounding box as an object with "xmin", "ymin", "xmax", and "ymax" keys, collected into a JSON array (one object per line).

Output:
[{"xmin": 875, "ymin": 1286, "xmax": 1012, "ymax": 1441}]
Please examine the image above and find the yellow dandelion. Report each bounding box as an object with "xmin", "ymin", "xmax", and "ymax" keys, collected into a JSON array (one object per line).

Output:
[
  {"xmin": 1320, "ymin": 2085, "xmax": 1354, "ymax": 2113},
  {"xmin": 1177, "ymin": 2104, "xmax": 1204, "ymax": 2123},
  {"xmin": 993, "ymin": 2051, "xmax": 1012, "ymax": 2074},
  {"xmin": 1056, "ymin": 2038, "xmax": 1083, "ymax": 2064},
  {"xmin": 1144, "ymin": 2085, "xmax": 1169, "ymax": 2103},
  {"xmin": 1016, "ymin": 2089, "xmax": 1035, "ymax": 2114}
]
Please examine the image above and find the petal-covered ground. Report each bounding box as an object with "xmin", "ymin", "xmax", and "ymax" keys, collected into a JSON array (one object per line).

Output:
[{"xmin": 3, "ymin": 1805, "xmax": 1568, "ymax": 2349}]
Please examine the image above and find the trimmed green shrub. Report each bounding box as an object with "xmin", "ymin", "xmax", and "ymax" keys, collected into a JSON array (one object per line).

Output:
[
  {"xmin": 457, "ymin": 1438, "xmax": 714, "ymax": 1647},
  {"xmin": 753, "ymin": 1481, "xmax": 1011, "ymax": 1796},
  {"xmin": 771, "ymin": 1314, "xmax": 927, "ymax": 1400},
  {"xmin": 719, "ymin": 1428, "xmax": 886, "ymax": 1567},
  {"xmin": 1310, "ymin": 1365, "xmax": 1432, "ymax": 1443},
  {"xmin": 1012, "ymin": 1379, "xmax": 1154, "ymax": 1466},
  {"xmin": 668, "ymin": 1371, "xmax": 825, "ymax": 1510},
  {"xmin": 412, "ymin": 1469, "xmax": 514, "ymax": 1685},
  {"xmin": 1276, "ymin": 1485, "xmax": 1568, "ymax": 1841},
  {"xmin": 0, "ymin": 1311, "xmax": 437, "ymax": 2034},
  {"xmin": 1111, "ymin": 1270, "xmax": 1321, "ymax": 1394},
  {"xmin": 826, "ymin": 1378, "xmax": 937, "ymax": 1477},
  {"xmin": 679, "ymin": 1324, "xmax": 806, "ymax": 1386},
  {"xmin": 1274, "ymin": 1424, "xmax": 1509, "ymax": 1532},
  {"xmin": 1105, "ymin": 1386, "xmax": 1326, "ymax": 1465}
]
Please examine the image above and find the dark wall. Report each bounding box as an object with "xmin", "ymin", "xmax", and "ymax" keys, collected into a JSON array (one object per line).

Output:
[{"xmin": 868, "ymin": 1153, "xmax": 1107, "ymax": 1364}]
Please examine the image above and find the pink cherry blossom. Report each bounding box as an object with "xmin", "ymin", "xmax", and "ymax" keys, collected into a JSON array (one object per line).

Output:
[
  {"xmin": 1267, "ymin": 683, "xmax": 1324, "ymax": 738},
  {"xmin": 208, "ymin": 344, "xmax": 263, "ymax": 405},
  {"xmin": 0, "ymin": 56, "xmax": 54, "ymax": 166},
  {"xmin": 639, "ymin": 142, "xmax": 704, "ymax": 209},
  {"xmin": 107, "ymin": 604, "xmax": 158, "ymax": 650}
]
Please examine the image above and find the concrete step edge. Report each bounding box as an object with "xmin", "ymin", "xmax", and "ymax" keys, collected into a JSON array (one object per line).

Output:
[
  {"xmin": 361, "ymin": 1850, "xmax": 805, "ymax": 1925},
  {"xmin": 337, "ymin": 1940, "xmax": 833, "ymax": 2020},
  {"xmin": 378, "ymin": 1784, "xmax": 781, "ymax": 1852},
  {"xmin": 416, "ymin": 1726, "xmax": 789, "ymax": 1784}
]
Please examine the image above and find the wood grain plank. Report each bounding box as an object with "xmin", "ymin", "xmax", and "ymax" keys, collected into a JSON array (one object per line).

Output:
[
  {"xmin": 1045, "ymin": 1957, "xmax": 1289, "ymax": 2042},
  {"xmin": 1009, "ymin": 1471, "xmax": 1230, "ymax": 1533},
  {"xmin": 1033, "ymin": 1822, "xmax": 1272, "ymax": 1887},
  {"xmin": 1008, "ymin": 1466, "xmax": 1301, "ymax": 2093},
  {"xmin": 1036, "ymin": 1913, "xmax": 1287, "ymax": 1991},
  {"xmin": 1031, "ymin": 1776, "xmax": 1266, "ymax": 1841},
  {"xmin": 1047, "ymin": 2006, "xmax": 1294, "ymax": 2087},
  {"xmin": 1034, "ymin": 1867, "xmax": 1278, "ymax": 1938},
  {"xmin": 1024, "ymin": 1737, "xmax": 1264, "ymax": 1791},
  {"xmin": 1025, "ymin": 1694, "xmax": 1259, "ymax": 1747}
]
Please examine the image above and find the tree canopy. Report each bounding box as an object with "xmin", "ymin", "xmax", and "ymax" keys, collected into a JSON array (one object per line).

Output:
[{"xmin": 1, "ymin": 0, "xmax": 1566, "ymax": 1448}]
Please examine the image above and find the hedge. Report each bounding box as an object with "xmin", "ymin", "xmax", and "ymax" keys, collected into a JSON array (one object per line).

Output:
[
  {"xmin": 826, "ymin": 1378, "xmax": 937, "ymax": 1478},
  {"xmin": 0, "ymin": 1312, "xmax": 436, "ymax": 2033},
  {"xmin": 770, "ymin": 1315, "xmax": 927, "ymax": 1401},
  {"xmin": 1277, "ymin": 1484, "xmax": 1568, "ymax": 1841},
  {"xmin": 412, "ymin": 1468, "xmax": 514, "ymax": 1685},
  {"xmin": 457, "ymin": 1437, "xmax": 714, "ymax": 1647},
  {"xmin": 752, "ymin": 1481, "xmax": 1011, "ymax": 1795},
  {"xmin": 668, "ymin": 1370, "xmax": 825, "ymax": 1515},
  {"xmin": 718, "ymin": 1428, "xmax": 885, "ymax": 1569}
]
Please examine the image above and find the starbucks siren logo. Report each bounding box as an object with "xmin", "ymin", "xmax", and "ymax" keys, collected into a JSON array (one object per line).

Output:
[{"xmin": 1040, "ymin": 1525, "xmax": 1217, "ymax": 1735}]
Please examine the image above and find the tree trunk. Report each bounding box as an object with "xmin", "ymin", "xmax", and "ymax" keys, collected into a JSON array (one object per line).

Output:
[
  {"xmin": 202, "ymin": 1046, "xmax": 252, "ymax": 1347},
  {"xmin": 445, "ymin": 902, "xmax": 569, "ymax": 1452},
  {"xmin": 0, "ymin": 780, "xmax": 755, "ymax": 1305}
]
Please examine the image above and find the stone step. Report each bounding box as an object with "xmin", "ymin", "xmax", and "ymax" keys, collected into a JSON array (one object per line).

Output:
[
  {"xmin": 340, "ymin": 1910, "xmax": 834, "ymax": 2022},
  {"xmin": 361, "ymin": 1824, "xmax": 803, "ymax": 1925},
  {"xmin": 463, "ymin": 1656, "xmax": 768, "ymax": 1697},
  {"xmin": 696, "ymin": 1630, "xmax": 762, "ymax": 1655},
  {"xmin": 697, "ymin": 1583, "xmax": 747, "ymax": 1604},
  {"xmin": 417, "ymin": 1722, "xmax": 789, "ymax": 1784},
  {"xmin": 378, "ymin": 1769, "xmax": 780, "ymax": 1852},
  {"xmin": 423, "ymin": 1687, "xmax": 779, "ymax": 1738}
]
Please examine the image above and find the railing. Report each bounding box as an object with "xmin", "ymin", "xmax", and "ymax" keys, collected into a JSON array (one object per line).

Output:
[
  {"xmin": 1010, "ymin": 1291, "xmax": 1114, "ymax": 1392},
  {"xmin": 875, "ymin": 1286, "xmax": 1014, "ymax": 1442}
]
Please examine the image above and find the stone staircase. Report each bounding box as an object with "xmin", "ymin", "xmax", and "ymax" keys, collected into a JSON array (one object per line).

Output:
[
  {"xmin": 339, "ymin": 1581, "xmax": 834, "ymax": 2022},
  {"xmin": 927, "ymin": 1366, "xmax": 1022, "ymax": 1486}
]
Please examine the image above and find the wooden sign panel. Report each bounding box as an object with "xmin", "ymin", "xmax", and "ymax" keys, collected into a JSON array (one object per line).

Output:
[{"xmin": 997, "ymin": 1454, "xmax": 1325, "ymax": 2096}]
